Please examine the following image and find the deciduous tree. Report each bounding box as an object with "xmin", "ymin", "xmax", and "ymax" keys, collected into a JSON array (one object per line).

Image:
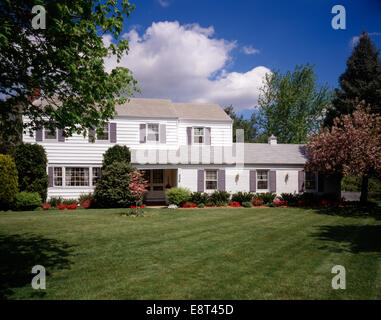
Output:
[
  {"xmin": 0, "ymin": 0, "xmax": 139, "ymax": 150},
  {"xmin": 306, "ymin": 104, "xmax": 381, "ymax": 203}
]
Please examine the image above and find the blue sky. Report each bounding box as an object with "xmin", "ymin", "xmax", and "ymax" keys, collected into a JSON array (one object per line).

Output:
[{"xmin": 107, "ymin": 0, "xmax": 381, "ymax": 116}]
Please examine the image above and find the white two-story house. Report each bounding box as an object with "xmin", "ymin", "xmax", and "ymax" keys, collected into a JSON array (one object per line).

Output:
[{"xmin": 23, "ymin": 98, "xmax": 340, "ymax": 203}]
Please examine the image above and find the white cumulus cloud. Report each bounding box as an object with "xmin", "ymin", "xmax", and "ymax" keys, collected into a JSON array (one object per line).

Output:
[
  {"xmin": 242, "ymin": 45, "xmax": 260, "ymax": 55},
  {"xmin": 104, "ymin": 21, "xmax": 271, "ymax": 110}
]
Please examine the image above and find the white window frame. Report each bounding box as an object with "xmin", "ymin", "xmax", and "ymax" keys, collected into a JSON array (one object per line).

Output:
[
  {"xmin": 146, "ymin": 123, "xmax": 160, "ymax": 143},
  {"xmin": 193, "ymin": 127, "xmax": 205, "ymax": 144},
  {"xmin": 43, "ymin": 128, "xmax": 58, "ymax": 141},
  {"xmin": 305, "ymin": 171, "xmax": 317, "ymax": 191},
  {"xmin": 92, "ymin": 167, "xmax": 102, "ymax": 186},
  {"xmin": 257, "ymin": 170, "xmax": 269, "ymax": 191},
  {"xmin": 50, "ymin": 166, "xmax": 102, "ymax": 188},
  {"xmin": 96, "ymin": 123, "xmax": 110, "ymax": 142},
  {"xmin": 205, "ymin": 169, "xmax": 218, "ymax": 191},
  {"xmin": 53, "ymin": 167, "xmax": 63, "ymax": 187}
]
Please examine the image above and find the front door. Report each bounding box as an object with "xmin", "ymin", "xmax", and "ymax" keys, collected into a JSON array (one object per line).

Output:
[{"xmin": 143, "ymin": 169, "xmax": 165, "ymax": 203}]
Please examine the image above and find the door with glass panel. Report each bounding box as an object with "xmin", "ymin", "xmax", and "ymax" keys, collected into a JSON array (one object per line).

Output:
[{"xmin": 142, "ymin": 169, "xmax": 165, "ymax": 202}]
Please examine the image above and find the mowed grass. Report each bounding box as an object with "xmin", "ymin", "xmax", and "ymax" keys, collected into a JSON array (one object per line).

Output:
[{"xmin": 1, "ymin": 206, "xmax": 381, "ymax": 300}]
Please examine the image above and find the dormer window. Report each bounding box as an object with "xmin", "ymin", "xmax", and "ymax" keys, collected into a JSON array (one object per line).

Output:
[
  {"xmin": 97, "ymin": 124, "xmax": 109, "ymax": 141},
  {"xmin": 147, "ymin": 123, "xmax": 159, "ymax": 142},
  {"xmin": 44, "ymin": 128, "xmax": 57, "ymax": 140},
  {"xmin": 193, "ymin": 127, "xmax": 204, "ymax": 144}
]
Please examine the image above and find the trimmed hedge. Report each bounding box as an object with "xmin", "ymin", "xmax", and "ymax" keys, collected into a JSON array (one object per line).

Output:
[
  {"xmin": 0, "ymin": 154, "xmax": 18, "ymax": 209},
  {"xmin": 102, "ymin": 145, "xmax": 131, "ymax": 168},
  {"xmin": 94, "ymin": 161, "xmax": 136, "ymax": 208},
  {"xmin": 13, "ymin": 143, "xmax": 48, "ymax": 201},
  {"xmin": 166, "ymin": 187, "xmax": 191, "ymax": 206},
  {"xmin": 15, "ymin": 191, "xmax": 42, "ymax": 211}
]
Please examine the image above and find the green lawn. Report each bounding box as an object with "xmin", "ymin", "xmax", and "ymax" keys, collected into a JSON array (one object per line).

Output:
[{"xmin": 1, "ymin": 206, "xmax": 381, "ymax": 300}]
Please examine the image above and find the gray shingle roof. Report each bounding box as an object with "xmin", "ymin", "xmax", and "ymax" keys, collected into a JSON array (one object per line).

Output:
[
  {"xmin": 243, "ymin": 143, "xmax": 307, "ymax": 164},
  {"xmin": 116, "ymin": 98, "xmax": 231, "ymax": 121}
]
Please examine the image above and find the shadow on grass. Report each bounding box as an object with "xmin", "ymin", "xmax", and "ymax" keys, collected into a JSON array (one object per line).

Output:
[
  {"xmin": 310, "ymin": 204, "xmax": 381, "ymax": 219},
  {"xmin": 312, "ymin": 225, "xmax": 381, "ymax": 254},
  {"xmin": 0, "ymin": 233, "xmax": 74, "ymax": 300}
]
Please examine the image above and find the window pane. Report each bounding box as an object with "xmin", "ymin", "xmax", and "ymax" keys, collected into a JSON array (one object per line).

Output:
[
  {"xmin": 92, "ymin": 167, "xmax": 101, "ymax": 186},
  {"xmin": 206, "ymin": 181, "xmax": 217, "ymax": 190},
  {"xmin": 147, "ymin": 124, "xmax": 159, "ymax": 142},
  {"xmin": 148, "ymin": 124, "xmax": 159, "ymax": 132},
  {"xmin": 97, "ymin": 124, "xmax": 109, "ymax": 140},
  {"xmin": 257, "ymin": 170, "xmax": 268, "ymax": 180},
  {"xmin": 53, "ymin": 167, "xmax": 62, "ymax": 186},
  {"xmin": 65, "ymin": 168, "xmax": 89, "ymax": 186},
  {"xmin": 206, "ymin": 170, "xmax": 217, "ymax": 180},
  {"xmin": 194, "ymin": 128, "xmax": 204, "ymax": 135},
  {"xmin": 258, "ymin": 181, "xmax": 268, "ymax": 189},
  {"xmin": 44, "ymin": 129, "xmax": 56, "ymax": 140},
  {"xmin": 147, "ymin": 133, "xmax": 159, "ymax": 141}
]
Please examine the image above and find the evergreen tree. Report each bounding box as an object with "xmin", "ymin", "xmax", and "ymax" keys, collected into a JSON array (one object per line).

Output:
[{"xmin": 324, "ymin": 31, "xmax": 381, "ymax": 127}]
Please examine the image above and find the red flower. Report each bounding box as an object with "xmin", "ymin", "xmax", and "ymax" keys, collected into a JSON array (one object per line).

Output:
[
  {"xmin": 42, "ymin": 203, "xmax": 51, "ymax": 210},
  {"xmin": 229, "ymin": 201, "xmax": 241, "ymax": 207}
]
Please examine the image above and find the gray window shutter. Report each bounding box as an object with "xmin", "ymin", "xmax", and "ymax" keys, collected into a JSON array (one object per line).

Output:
[
  {"xmin": 187, "ymin": 127, "xmax": 192, "ymax": 145},
  {"xmin": 48, "ymin": 167, "xmax": 53, "ymax": 187},
  {"xmin": 36, "ymin": 129, "xmax": 43, "ymax": 141},
  {"xmin": 269, "ymin": 170, "xmax": 276, "ymax": 193},
  {"xmin": 160, "ymin": 124, "xmax": 166, "ymax": 144},
  {"xmin": 318, "ymin": 173, "xmax": 324, "ymax": 192},
  {"xmin": 197, "ymin": 169, "xmax": 204, "ymax": 192},
  {"xmin": 140, "ymin": 124, "xmax": 146, "ymax": 143},
  {"xmin": 58, "ymin": 129, "xmax": 65, "ymax": 142},
  {"xmin": 205, "ymin": 127, "xmax": 211, "ymax": 145},
  {"xmin": 249, "ymin": 170, "xmax": 256, "ymax": 192},
  {"xmin": 110, "ymin": 123, "xmax": 117, "ymax": 143},
  {"xmin": 218, "ymin": 169, "xmax": 226, "ymax": 191},
  {"xmin": 298, "ymin": 170, "xmax": 305, "ymax": 192},
  {"xmin": 88, "ymin": 129, "xmax": 95, "ymax": 142}
]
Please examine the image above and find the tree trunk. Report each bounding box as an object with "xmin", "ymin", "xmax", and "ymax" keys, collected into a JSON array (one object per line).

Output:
[{"xmin": 360, "ymin": 175, "xmax": 369, "ymax": 204}]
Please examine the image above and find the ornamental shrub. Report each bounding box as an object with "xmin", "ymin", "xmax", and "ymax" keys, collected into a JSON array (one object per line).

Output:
[
  {"xmin": 14, "ymin": 191, "xmax": 42, "ymax": 211},
  {"xmin": 166, "ymin": 187, "xmax": 191, "ymax": 206},
  {"xmin": 94, "ymin": 161, "xmax": 136, "ymax": 208},
  {"xmin": 48, "ymin": 197, "xmax": 63, "ymax": 207},
  {"xmin": 102, "ymin": 145, "xmax": 131, "ymax": 169},
  {"xmin": 231, "ymin": 191, "xmax": 253, "ymax": 204},
  {"xmin": 254, "ymin": 192, "xmax": 276, "ymax": 204},
  {"xmin": 229, "ymin": 201, "xmax": 241, "ymax": 207},
  {"xmin": 190, "ymin": 192, "xmax": 209, "ymax": 206},
  {"xmin": 242, "ymin": 201, "xmax": 252, "ymax": 208},
  {"xmin": 209, "ymin": 190, "xmax": 230, "ymax": 205},
  {"xmin": 0, "ymin": 154, "xmax": 18, "ymax": 209},
  {"xmin": 13, "ymin": 143, "xmax": 48, "ymax": 201}
]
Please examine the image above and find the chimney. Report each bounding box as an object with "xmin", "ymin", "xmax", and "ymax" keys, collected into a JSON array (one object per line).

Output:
[{"xmin": 268, "ymin": 134, "xmax": 277, "ymax": 145}]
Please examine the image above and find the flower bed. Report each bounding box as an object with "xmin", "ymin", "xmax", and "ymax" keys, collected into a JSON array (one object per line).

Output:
[{"xmin": 229, "ymin": 201, "xmax": 241, "ymax": 207}]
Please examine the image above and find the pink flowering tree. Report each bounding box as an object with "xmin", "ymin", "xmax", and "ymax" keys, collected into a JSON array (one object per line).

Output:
[
  {"xmin": 128, "ymin": 170, "xmax": 148, "ymax": 214},
  {"xmin": 306, "ymin": 104, "xmax": 381, "ymax": 203}
]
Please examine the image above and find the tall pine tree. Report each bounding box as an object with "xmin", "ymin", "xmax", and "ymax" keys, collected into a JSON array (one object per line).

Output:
[{"xmin": 324, "ymin": 31, "xmax": 381, "ymax": 127}]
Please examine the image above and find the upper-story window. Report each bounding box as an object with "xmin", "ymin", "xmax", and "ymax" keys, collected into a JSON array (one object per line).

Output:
[
  {"xmin": 257, "ymin": 170, "xmax": 268, "ymax": 190},
  {"xmin": 97, "ymin": 124, "xmax": 109, "ymax": 141},
  {"xmin": 305, "ymin": 172, "xmax": 316, "ymax": 190},
  {"xmin": 193, "ymin": 127, "xmax": 204, "ymax": 144},
  {"xmin": 147, "ymin": 123, "xmax": 159, "ymax": 142},
  {"xmin": 44, "ymin": 128, "xmax": 57, "ymax": 140}
]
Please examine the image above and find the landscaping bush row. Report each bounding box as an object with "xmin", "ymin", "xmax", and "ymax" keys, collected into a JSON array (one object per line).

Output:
[{"xmin": 166, "ymin": 188, "xmax": 279, "ymax": 208}]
